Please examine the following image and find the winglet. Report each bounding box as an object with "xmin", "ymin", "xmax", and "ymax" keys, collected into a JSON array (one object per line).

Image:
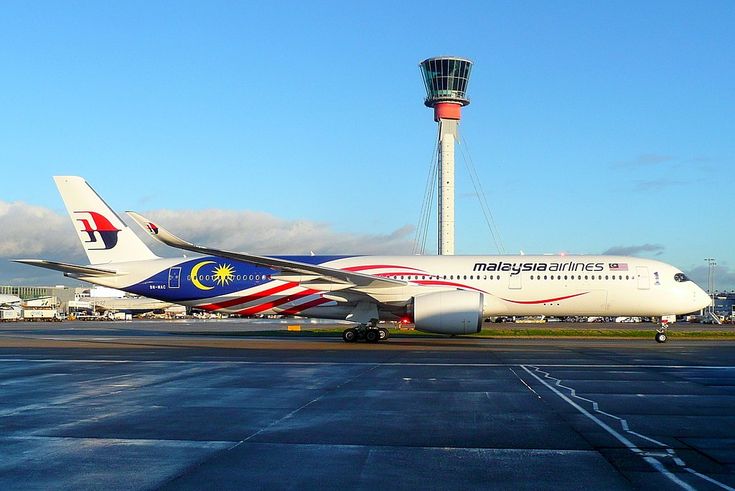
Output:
[{"xmin": 126, "ymin": 211, "xmax": 194, "ymax": 250}]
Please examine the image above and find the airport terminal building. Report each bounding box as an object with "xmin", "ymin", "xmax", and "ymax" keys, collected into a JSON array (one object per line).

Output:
[{"xmin": 714, "ymin": 292, "xmax": 735, "ymax": 317}]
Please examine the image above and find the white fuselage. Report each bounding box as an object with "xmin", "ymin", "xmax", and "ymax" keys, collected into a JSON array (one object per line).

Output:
[{"xmin": 77, "ymin": 254, "xmax": 711, "ymax": 320}]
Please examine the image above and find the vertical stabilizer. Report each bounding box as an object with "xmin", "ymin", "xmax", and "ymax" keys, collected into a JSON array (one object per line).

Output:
[{"xmin": 54, "ymin": 176, "xmax": 158, "ymax": 264}]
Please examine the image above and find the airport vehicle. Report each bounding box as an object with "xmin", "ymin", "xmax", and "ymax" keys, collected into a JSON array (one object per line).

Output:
[
  {"xmin": 17, "ymin": 176, "xmax": 711, "ymax": 343},
  {"xmin": 0, "ymin": 294, "xmax": 22, "ymax": 306},
  {"xmin": 22, "ymin": 307, "xmax": 63, "ymax": 321}
]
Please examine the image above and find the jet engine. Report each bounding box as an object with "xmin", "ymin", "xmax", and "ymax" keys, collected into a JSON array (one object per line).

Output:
[{"xmin": 412, "ymin": 290, "xmax": 484, "ymax": 335}]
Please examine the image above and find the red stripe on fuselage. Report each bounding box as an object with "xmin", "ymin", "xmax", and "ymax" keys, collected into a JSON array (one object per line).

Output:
[
  {"xmin": 236, "ymin": 289, "xmax": 319, "ymax": 316},
  {"xmin": 343, "ymin": 264, "xmax": 426, "ymax": 273},
  {"xmin": 278, "ymin": 297, "xmax": 332, "ymax": 316},
  {"xmin": 500, "ymin": 292, "xmax": 589, "ymax": 305},
  {"xmin": 199, "ymin": 282, "xmax": 297, "ymax": 310}
]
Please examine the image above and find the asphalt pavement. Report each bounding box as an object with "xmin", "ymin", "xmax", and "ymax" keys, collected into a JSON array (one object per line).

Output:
[{"xmin": 1, "ymin": 321, "xmax": 734, "ymax": 490}]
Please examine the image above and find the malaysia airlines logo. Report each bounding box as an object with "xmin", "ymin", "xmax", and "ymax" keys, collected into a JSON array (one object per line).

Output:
[
  {"xmin": 74, "ymin": 211, "xmax": 121, "ymax": 250},
  {"xmin": 145, "ymin": 222, "xmax": 159, "ymax": 235}
]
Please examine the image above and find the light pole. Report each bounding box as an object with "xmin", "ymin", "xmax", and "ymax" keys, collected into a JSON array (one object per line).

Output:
[{"xmin": 704, "ymin": 258, "xmax": 716, "ymax": 315}]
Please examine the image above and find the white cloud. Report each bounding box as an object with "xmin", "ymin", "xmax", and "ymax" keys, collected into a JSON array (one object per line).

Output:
[
  {"xmin": 601, "ymin": 243, "xmax": 665, "ymax": 256},
  {"xmin": 143, "ymin": 209, "xmax": 414, "ymax": 255},
  {"xmin": 0, "ymin": 201, "xmax": 79, "ymax": 257},
  {"xmin": 686, "ymin": 264, "xmax": 735, "ymax": 292},
  {"xmin": 0, "ymin": 201, "xmax": 415, "ymax": 285}
]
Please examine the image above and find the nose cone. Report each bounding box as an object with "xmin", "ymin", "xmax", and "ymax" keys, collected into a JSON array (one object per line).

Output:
[{"xmin": 693, "ymin": 285, "xmax": 712, "ymax": 311}]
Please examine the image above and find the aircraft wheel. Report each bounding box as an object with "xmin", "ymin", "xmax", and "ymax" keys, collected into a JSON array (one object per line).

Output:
[
  {"xmin": 365, "ymin": 329, "xmax": 379, "ymax": 343},
  {"xmin": 342, "ymin": 328, "xmax": 358, "ymax": 343},
  {"xmin": 655, "ymin": 332, "xmax": 667, "ymax": 343},
  {"xmin": 378, "ymin": 327, "xmax": 389, "ymax": 340}
]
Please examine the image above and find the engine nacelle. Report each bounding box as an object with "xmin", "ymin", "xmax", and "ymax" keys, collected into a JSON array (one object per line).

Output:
[{"xmin": 412, "ymin": 290, "xmax": 484, "ymax": 335}]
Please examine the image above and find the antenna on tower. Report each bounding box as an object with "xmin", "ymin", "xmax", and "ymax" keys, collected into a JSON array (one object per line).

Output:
[{"xmin": 419, "ymin": 56, "xmax": 473, "ymax": 255}]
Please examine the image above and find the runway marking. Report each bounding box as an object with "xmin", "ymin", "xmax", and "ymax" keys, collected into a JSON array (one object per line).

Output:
[
  {"xmin": 521, "ymin": 365, "xmax": 735, "ymax": 491},
  {"xmin": 3, "ymin": 435, "xmax": 236, "ymax": 447},
  {"xmin": 1, "ymin": 358, "xmax": 735, "ymax": 369},
  {"xmin": 508, "ymin": 367, "xmax": 541, "ymax": 399},
  {"xmin": 0, "ymin": 364, "xmax": 225, "ymax": 418},
  {"xmin": 156, "ymin": 362, "xmax": 383, "ymax": 487}
]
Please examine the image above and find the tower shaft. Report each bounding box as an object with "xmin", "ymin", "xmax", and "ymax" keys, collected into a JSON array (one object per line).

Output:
[{"xmin": 438, "ymin": 119, "xmax": 458, "ymax": 255}]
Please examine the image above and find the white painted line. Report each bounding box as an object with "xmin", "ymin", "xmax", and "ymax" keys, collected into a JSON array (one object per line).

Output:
[
  {"xmin": 2, "ymin": 435, "xmax": 236, "ymax": 447},
  {"xmin": 229, "ymin": 363, "xmax": 380, "ymax": 451},
  {"xmin": 508, "ymin": 367, "xmax": 541, "ymax": 399},
  {"xmin": 1, "ymin": 358, "xmax": 735, "ymax": 369},
  {"xmin": 521, "ymin": 365, "xmax": 735, "ymax": 491}
]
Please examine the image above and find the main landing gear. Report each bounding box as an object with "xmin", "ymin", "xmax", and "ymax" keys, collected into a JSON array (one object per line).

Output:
[{"xmin": 342, "ymin": 322, "xmax": 389, "ymax": 343}]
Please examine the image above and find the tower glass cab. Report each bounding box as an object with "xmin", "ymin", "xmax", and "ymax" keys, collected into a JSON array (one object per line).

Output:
[{"xmin": 420, "ymin": 57, "xmax": 473, "ymax": 107}]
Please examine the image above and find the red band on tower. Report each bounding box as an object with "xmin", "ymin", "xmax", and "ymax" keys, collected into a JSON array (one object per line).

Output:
[{"xmin": 434, "ymin": 102, "xmax": 462, "ymax": 122}]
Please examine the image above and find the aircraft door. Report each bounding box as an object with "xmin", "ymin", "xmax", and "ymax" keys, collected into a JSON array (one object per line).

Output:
[
  {"xmin": 508, "ymin": 273, "xmax": 522, "ymax": 290},
  {"xmin": 168, "ymin": 267, "xmax": 182, "ymax": 289},
  {"xmin": 636, "ymin": 266, "xmax": 650, "ymax": 290}
]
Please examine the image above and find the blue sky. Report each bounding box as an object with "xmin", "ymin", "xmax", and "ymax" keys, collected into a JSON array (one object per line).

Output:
[{"xmin": 0, "ymin": 1, "xmax": 733, "ymax": 290}]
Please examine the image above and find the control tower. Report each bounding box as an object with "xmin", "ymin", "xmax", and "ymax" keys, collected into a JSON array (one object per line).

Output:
[{"xmin": 419, "ymin": 56, "xmax": 473, "ymax": 255}]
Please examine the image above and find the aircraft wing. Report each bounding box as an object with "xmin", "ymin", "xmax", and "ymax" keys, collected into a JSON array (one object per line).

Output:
[
  {"xmin": 126, "ymin": 212, "xmax": 406, "ymax": 289},
  {"xmin": 13, "ymin": 259, "xmax": 119, "ymax": 277}
]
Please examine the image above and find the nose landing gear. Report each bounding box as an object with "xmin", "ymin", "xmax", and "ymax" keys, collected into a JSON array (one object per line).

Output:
[{"xmin": 655, "ymin": 318, "xmax": 670, "ymax": 343}]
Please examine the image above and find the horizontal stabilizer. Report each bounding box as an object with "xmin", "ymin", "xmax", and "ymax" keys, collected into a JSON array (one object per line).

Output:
[{"xmin": 13, "ymin": 259, "xmax": 119, "ymax": 277}]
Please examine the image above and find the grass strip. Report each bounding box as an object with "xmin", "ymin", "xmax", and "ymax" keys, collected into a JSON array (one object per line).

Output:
[{"xmin": 179, "ymin": 327, "xmax": 735, "ymax": 339}]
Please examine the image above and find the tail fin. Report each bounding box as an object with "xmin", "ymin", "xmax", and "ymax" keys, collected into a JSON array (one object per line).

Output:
[{"xmin": 54, "ymin": 176, "xmax": 158, "ymax": 264}]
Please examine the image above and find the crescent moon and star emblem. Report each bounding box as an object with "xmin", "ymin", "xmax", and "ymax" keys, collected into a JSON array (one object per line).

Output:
[{"xmin": 190, "ymin": 261, "xmax": 236, "ymax": 290}]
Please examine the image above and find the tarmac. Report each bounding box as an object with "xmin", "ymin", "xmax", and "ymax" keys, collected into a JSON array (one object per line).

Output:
[{"xmin": 1, "ymin": 320, "xmax": 735, "ymax": 490}]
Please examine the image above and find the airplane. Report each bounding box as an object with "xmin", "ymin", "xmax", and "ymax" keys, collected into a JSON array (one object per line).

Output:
[{"xmin": 16, "ymin": 176, "xmax": 711, "ymax": 343}]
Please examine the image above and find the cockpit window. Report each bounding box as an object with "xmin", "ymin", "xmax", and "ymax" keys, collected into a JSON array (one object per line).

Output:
[{"xmin": 674, "ymin": 273, "xmax": 689, "ymax": 282}]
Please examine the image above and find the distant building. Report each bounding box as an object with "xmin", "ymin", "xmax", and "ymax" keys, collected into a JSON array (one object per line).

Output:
[
  {"xmin": 0, "ymin": 285, "xmax": 81, "ymax": 307},
  {"xmin": 0, "ymin": 285, "xmax": 172, "ymax": 314},
  {"xmin": 713, "ymin": 292, "xmax": 735, "ymax": 317}
]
